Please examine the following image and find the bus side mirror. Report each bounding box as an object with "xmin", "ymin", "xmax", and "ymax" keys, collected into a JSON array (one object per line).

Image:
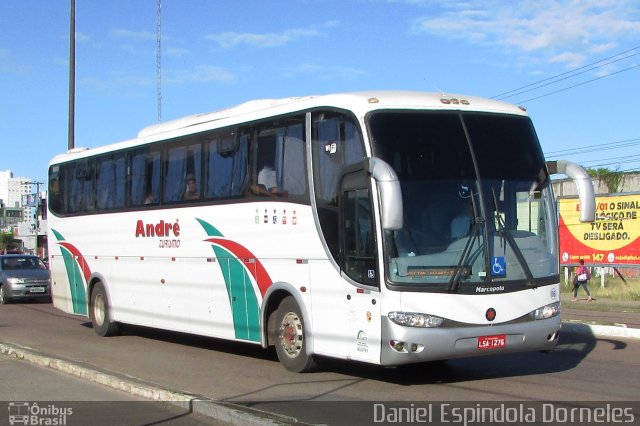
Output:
[
  {"xmin": 368, "ymin": 157, "xmax": 403, "ymax": 230},
  {"xmin": 546, "ymin": 160, "xmax": 596, "ymax": 222}
]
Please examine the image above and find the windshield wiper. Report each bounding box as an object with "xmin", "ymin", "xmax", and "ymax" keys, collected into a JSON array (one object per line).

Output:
[
  {"xmin": 447, "ymin": 217, "xmax": 483, "ymax": 292},
  {"xmin": 491, "ymin": 190, "xmax": 537, "ymax": 289}
]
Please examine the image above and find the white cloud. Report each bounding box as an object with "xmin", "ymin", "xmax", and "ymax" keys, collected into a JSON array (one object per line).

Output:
[
  {"xmin": 166, "ymin": 47, "xmax": 189, "ymax": 57},
  {"xmin": 412, "ymin": 0, "xmax": 640, "ymax": 67},
  {"xmin": 206, "ymin": 28, "xmax": 319, "ymax": 48},
  {"xmin": 550, "ymin": 52, "xmax": 586, "ymax": 69},
  {"xmin": 323, "ymin": 20, "xmax": 340, "ymax": 28},
  {"xmin": 110, "ymin": 29, "xmax": 157, "ymax": 41},
  {"xmin": 589, "ymin": 43, "xmax": 617, "ymax": 54},
  {"xmin": 82, "ymin": 73, "xmax": 154, "ymax": 93},
  {"xmin": 82, "ymin": 65, "xmax": 235, "ymax": 92},
  {"xmin": 75, "ymin": 32, "xmax": 91, "ymax": 44},
  {"xmin": 594, "ymin": 65, "xmax": 617, "ymax": 78},
  {"xmin": 165, "ymin": 65, "xmax": 235, "ymax": 84},
  {"xmin": 282, "ymin": 63, "xmax": 366, "ymax": 80},
  {"xmin": 0, "ymin": 48, "xmax": 29, "ymax": 74}
]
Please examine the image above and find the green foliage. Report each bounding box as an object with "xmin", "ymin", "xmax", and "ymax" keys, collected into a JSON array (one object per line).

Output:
[
  {"xmin": 587, "ymin": 167, "xmax": 624, "ymax": 193},
  {"xmin": 0, "ymin": 231, "xmax": 19, "ymax": 252}
]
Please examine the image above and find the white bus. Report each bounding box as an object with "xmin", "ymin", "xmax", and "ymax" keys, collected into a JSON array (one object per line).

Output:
[{"xmin": 47, "ymin": 91, "xmax": 595, "ymax": 372}]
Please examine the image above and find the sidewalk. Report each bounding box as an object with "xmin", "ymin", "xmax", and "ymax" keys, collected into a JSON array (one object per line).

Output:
[{"xmin": 560, "ymin": 293, "xmax": 640, "ymax": 339}]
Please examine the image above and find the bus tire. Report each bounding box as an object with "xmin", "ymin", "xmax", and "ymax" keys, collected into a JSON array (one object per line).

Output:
[
  {"xmin": 90, "ymin": 282, "xmax": 120, "ymax": 337},
  {"xmin": 274, "ymin": 296, "xmax": 317, "ymax": 373}
]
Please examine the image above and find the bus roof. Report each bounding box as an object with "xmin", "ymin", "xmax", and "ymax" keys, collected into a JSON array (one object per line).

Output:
[
  {"xmin": 49, "ymin": 91, "xmax": 528, "ymax": 165},
  {"xmin": 138, "ymin": 91, "xmax": 527, "ymax": 138}
]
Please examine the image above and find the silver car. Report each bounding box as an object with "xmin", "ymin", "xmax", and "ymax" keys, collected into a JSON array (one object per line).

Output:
[{"xmin": 0, "ymin": 254, "xmax": 51, "ymax": 304}]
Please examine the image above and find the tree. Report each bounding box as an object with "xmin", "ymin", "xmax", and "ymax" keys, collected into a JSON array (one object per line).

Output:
[
  {"xmin": 588, "ymin": 167, "xmax": 624, "ymax": 194},
  {"xmin": 0, "ymin": 231, "xmax": 19, "ymax": 253}
]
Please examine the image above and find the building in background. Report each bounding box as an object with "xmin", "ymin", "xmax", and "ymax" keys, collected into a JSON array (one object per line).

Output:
[
  {"xmin": 0, "ymin": 206, "xmax": 23, "ymax": 231},
  {"xmin": 0, "ymin": 170, "xmax": 47, "ymax": 257}
]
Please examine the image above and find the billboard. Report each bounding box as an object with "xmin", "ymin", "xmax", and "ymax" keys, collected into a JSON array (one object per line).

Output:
[
  {"xmin": 21, "ymin": 193, "xmax": 38, "ymax": 207},
  {"xmin": 559, "ymin": 193, "xmax": 640, "ymax": 265}
]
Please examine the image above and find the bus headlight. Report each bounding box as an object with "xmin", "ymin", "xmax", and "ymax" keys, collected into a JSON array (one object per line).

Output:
[
  {"xmin": 530, "ymin": 301, "xmax": 561, "ymax": 320},
  {"xmin": 388, "ymin": 311, "xmax": 444, "ymax": 328}
]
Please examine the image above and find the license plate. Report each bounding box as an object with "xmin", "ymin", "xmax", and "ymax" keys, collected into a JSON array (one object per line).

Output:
[
  {"xmin": 477, "ymin": 334, "xmax": 506, "ymax": 350},
  {"xmin": 29, "ymin": 287, "xmax": 45, "ymax": 293}
]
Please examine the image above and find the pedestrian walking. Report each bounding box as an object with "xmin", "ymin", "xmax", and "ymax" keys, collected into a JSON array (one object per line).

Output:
[{"xmin": 572, "ymin": 259, "xmax": 592, "ymax": 302}]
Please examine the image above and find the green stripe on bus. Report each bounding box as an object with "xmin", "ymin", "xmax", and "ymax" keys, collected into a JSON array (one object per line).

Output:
[
  {"xmin": 197, "ymin": 218, "xmax": 260, "ymax": 342},
  {"xmin": 53, "ymin": 230, "xmax": 88, "ymax": 315},
  {"xmin": 213, "ymin": 247, "xmax": 260, "ymax": 342}
]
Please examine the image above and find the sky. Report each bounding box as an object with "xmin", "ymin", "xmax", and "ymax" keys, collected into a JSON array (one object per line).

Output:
[{"xmin": 1, "ymin": 0, "xmax": 639, "ymax": 185}]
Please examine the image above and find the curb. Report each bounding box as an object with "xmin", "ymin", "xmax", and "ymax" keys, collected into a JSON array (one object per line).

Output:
[
  {"xmin": 561, "ymin": 320, "xmax": 640, "ymax": 340},
  {"xmin": 0, "ymin": 341, "xmax": 298, "ymax": 426}
]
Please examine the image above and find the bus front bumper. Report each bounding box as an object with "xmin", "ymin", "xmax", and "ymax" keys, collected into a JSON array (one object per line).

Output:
[{"xmin": 380, "ymin": 315, "xmax": 561, "ymax": 366}]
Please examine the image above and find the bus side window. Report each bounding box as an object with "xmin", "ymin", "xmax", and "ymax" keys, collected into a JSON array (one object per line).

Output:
[
  {"xmin": 281, "ymin": 123, "xmax": 306, "ymax": 196},
  {"xmin": 48, "ymin": 168, "xmax": 63, "ymax": 214},
  {"xmin": 163, "ymin": 142, "xmax": 202, "ymax": 203},
  {"xmin": 205, "ymin": 129, "xmax": 248, "ymax": 199},
  {"xmin": 69, "ymin": 159, "xmax": 95, "ymax": 213},
  {"xmin": 312, "ymin": 112, "xmax": 366, "ymax": 262},
  {"xmin": 314, "ymin": 115, "xmax": 364, "ymax": 203},
  {"xmin": 253, "ymin": 126, "xmax": 282, "ymax": 196},
  {"xmin": 252, "ymin": 118, "xmax": 306, "ymax": 198},
  {"xmin": 130, "ymin": 149, "xmax": 161, "ymax": 206},
  {"xmin": 96, "ymin": 153, "xmax": 126, "ymax": 210}
]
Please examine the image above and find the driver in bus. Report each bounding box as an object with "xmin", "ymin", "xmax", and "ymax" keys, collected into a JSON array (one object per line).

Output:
[{"xmin": 451, "ymin": 198, "xmax": 474, "ymax": 239}]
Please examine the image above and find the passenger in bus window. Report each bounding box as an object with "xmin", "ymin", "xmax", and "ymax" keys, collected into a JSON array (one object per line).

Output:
[
  {"xmin": 258, "ymin": 165, "xmax": 277, "ymax": 190},
  {"xmin": 254, "ymin": 165, "xmax": 287, "ymax": 196},
  {"xmin": 183, "ymin": 175, "xmax": 200, "ymax": 200}
]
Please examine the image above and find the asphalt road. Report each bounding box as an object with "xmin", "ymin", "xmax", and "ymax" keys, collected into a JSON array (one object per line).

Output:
[
  {"xmin": 0, "ymin": 356, "xmax": 224, "ymax": 426},
  {"xmin": 1, "ymin": 302, "xmax": 640, "ymax": 425}
]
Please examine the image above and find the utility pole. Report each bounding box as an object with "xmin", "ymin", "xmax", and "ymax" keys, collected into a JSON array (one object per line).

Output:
[
  {"xmin": 68, "ymin": 0, "xmax": 75, "ymax": 150},
  {"xmin": 157, "ymin": 0, "xmax": 162, "ymax": 122}
]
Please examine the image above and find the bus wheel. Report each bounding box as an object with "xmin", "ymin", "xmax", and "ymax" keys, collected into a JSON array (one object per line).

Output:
[
  {"xmin": 275, "ymin": 296, "xmax": 316, "ymax": 373},
  {"xmin": 90, "ymin": 282, "xmax": 120, "ymax": 337}
]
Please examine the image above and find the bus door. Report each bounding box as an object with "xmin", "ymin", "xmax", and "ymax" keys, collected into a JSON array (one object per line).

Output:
[{"xmin": 337, "ymin": 168, "xmax": 382, "ymax": 363}]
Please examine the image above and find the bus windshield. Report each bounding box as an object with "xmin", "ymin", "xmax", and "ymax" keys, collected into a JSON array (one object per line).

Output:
[{"xmin": 369, "ymin": 111, "xmax": 558, "ymax": 292}]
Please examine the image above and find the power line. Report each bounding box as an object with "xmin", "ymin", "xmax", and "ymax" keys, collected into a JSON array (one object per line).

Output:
[
  {"xmin": 580, "ymin": 154, "xmax": 640, "ymax": 166},
  {"xmin": 492, "ymin": 45, "xmax": 640, "ymax": 100},
  {"xmin": 555, "ymin": 156, "xmax": 640, "ymax": 170},
  {"xmin": 546, "ymin": 153, "xmax": 640, "ymax": 170},
  {"xmin": 586, "ymin": 158, "xmax": 640, "ymax": 169},
  {"xmin": 516, "ymin": 63, "xmax": 640, "ymax": 103},
  {"xmin": 545, "ymin": 137, "xmax": 640, "ymax": 157},
  {"xmin": 497, "ymin": 47, "xmax": 640, "ymax": 173},
  {"xmin": 543, "ymin": 137, "xmax": 640, "ymax": 172},
  {"xmin": 496, "ymin": 51, "xmax": 640, "ymax": 101}
]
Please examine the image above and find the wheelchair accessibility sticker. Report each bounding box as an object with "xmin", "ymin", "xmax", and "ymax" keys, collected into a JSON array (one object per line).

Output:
[{"xmin": 491, "ymin": 256, "xmax": 506, "ymax": 277}]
